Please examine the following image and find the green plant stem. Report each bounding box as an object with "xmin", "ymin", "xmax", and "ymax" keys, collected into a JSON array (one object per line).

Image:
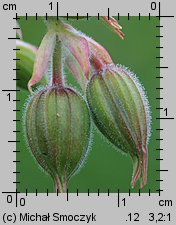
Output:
[
  {"xmin": 43, "ymin": 17, "xmax": 64, "ymax": 86},
  {"xmin": 52, "ymin": 38, "xmax": 63, "ymax": 86}
]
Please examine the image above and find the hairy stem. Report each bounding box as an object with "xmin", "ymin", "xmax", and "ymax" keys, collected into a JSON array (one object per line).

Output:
[
  {"xmin": 52, "ymin": 38, "xmax": 64, "ymax": 86},
  {"xmin": 42, "ymin": 17, "xmax": 65, "ymax": 86}
]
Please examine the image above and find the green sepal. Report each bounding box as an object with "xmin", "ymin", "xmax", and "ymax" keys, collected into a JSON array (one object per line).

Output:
[{"xmin": 16, "ymin": 40, "xmax": 47, "ymax": 91}]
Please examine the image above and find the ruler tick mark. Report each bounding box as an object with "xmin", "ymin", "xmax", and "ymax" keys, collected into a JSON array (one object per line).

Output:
[
  {"xmin": 56, "ymin": 1, "xmax": 59, "ymax": 20},
  {"xmin": 67, "ymin": 189, "xmax": 69, "ymax": 201},
  {"xmin": 118, "ymin": 13, "xmax": 120, "ymax": 20},
  {"xmin": 149, "ymin": 189, "xmax": 151, "ymax": 196},
  {"xmin": 8, "ymin": 37, "xmax": 20, "ymax": 40},
  {"xmin": 13, "ymin": 13, "xmax": 20, "ymax": 20},
  {"xmin": 117, "ymin": 189, "xmax": 120, "ymax": 207},
  {"xmin": 138, "ymin": 189, "xmax": 141, "ymax": 196},
  {"xmin": 138, "ymin": 13, "xmax": 141, "ymax": 20},
  {"xmin": 156, "ymin": 117, "xmax": 174, "ymax": 120},
  {"xmin": 156, "ymin": 66, "xmax": 168, "ymax": 69}
]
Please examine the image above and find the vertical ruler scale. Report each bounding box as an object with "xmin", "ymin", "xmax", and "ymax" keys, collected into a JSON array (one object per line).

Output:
[
  {"xmin": 158, "ymin": 2, "xmax": 176, "ymax": 212},
  {"xmin": 0, "ymin": 0, "xmax": 176, "ymax": 224},
  {"xmin": 0, "ymin": 2, "xmax": 17, "ymax": 199},
  {"xmin": 155, "ymin": 2, "xmax": 175, "ymax": 199}
]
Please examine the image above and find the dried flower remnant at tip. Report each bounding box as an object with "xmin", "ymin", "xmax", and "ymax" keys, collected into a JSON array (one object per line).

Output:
[
  {"xmin": 101, "ymin": 16, "xmax": 125, "ymax": 40},
  {"xmin": 63, "ymin": 16, "xmax": 125, "ymax": 40}
]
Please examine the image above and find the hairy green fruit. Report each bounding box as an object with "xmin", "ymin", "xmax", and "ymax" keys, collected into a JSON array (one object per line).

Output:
[
  {"xmin": 24, "ymin": 86, "xmax": 91, "ymax": 192},
  {"xmin": 86, "ymin": 65, "xmax": 151, "ymax": 189}
]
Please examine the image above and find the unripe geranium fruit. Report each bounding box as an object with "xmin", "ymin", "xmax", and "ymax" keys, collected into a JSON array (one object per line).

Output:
[
  {"xmin": 86, "ymin": 65, "xmax": 151, "ymax": 189},
  {"xmin": 24, "ymin": 86, "xmax": 91, "ymax": 192}
]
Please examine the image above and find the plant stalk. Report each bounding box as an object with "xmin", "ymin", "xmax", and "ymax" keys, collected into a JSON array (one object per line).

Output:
[
  {"xmin": 43, "ymin": 16, "xmax": 64, "ymax": 87},
  {"xmin": 52, "ymin": 38, "xmax": 64, "ymax": 86}
]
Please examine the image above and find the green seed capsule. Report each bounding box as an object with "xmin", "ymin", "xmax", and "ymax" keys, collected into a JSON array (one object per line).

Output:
[
  {"xmin": 86, "ymin": 65, "xmax": 151, "ymax": 189},
  {"xmin": 24, "ymin": 86, "xmax": 91, "ymax": 192}
]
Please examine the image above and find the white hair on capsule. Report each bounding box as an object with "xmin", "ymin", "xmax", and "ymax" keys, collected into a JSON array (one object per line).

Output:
[{"xmin": 112, "ymin": 64, "xmax": 152, "ymax": 144}]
